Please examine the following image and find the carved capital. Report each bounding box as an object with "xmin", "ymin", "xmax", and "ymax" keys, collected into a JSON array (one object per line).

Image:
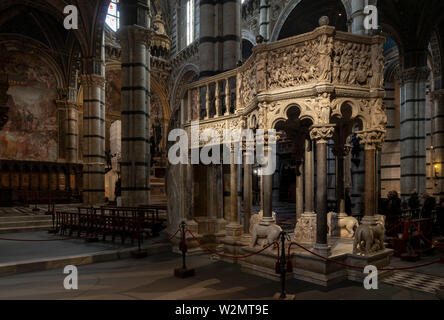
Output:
[
  {"xmin": 80, "ymin": 74, "xmax": 105, "ymax": 88},
  {"xmin": 399, "ymin": 67, "xmax": 430, "ymax": 84},
  {"xmin": 117, "ymin": 25, "xmax": 153, "ymax": 49},
  {"xmin": 356, "ymin": 130, "xmax": 385, "ymax": 150},
  {"xmin": 310, "ymin": 125, "xmax": 335, "ymax": 143}
]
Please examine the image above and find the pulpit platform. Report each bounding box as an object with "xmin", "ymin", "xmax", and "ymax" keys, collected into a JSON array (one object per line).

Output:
[{"xmin": 239, "ymin": 237, "xmax": 393, "ymax": 287}]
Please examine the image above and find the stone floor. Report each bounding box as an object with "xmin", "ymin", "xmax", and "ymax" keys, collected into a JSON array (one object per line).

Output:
[
  {"xmin": 0, "ymin": 251, "xmax": 441, "ymax": 300},
  {"xmin": 0, "ymin": 231, "xmax": 136, "ymax": 264}
]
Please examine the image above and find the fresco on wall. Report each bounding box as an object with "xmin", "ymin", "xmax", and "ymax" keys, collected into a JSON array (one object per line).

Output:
[
  {"xmin": 106, "ymin": 69, "xmax": 121, "ymax": 114},
  {"xmin": 0, "ymin": 44, "xmax": 58, "ymax": 161}
]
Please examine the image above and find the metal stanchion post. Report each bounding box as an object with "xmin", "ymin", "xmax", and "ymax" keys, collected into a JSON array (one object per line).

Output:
[
  {"xmin": 174, "ymin": 221, "xmax": 195, "ymax": 278},
  {"xmin": 131, "ymin": 213, "xmax": 147, "ymax": 258},
  {"xmin": 274, "ymin": 231, "xmax": 295, "ymax": 300}
]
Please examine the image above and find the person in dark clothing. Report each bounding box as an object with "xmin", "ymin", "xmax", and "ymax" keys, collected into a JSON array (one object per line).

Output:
[
  {"xmin": 421, "ymin": 193, "xmax": 436, "ymax": 219},
  {"xmin": 386, "ymin": 190, "xmax": 401, "ymax": 216},
  {"xmin": 438, "ymin": 199, "xmax": 444, "ymax": 237},
  {"xmin": 386, "ymin": 191, "xmax": 401, "ymax": 235},
  {"xmin": 408, "ymin": 189, "xmax": 420, "ymax": 217}
]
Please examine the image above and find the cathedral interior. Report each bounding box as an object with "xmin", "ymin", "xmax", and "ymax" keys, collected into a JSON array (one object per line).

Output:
[{"xmin": 0, "ymin": 0, "xmax": 444, "ymax": 302}]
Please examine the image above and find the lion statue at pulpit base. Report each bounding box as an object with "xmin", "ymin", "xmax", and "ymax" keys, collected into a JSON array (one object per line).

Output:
[
  {"xmin": 353, "ymin": 215, "xmax": 386, "ymax": 255},
  {"xmin": 249, "ymin": 211, "xmax": 281, "ymax": 247}
]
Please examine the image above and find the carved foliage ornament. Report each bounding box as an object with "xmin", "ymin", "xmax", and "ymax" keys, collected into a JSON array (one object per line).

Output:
[
  {"xmin": 310, "ymin": 126, "xmax": 335, "ymax": 143},
  {"xmin": 356, "ymin": 130, "xmax": 385, "ymax": 149}
]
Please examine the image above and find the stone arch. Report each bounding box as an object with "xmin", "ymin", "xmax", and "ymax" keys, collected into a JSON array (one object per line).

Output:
[
  {"xmin": 242, "ymin": 29, "xmax": 257, "ymax": 46},
  {"xmin": 429, "ymin": 30, "xmax": 442, "ymax": 89},
  {"xmin": 171, "ymin": 63, "xmax": 199, "ymax": 114},
  {"xmin": 0, "ymin": 37, "xmax": 65, "ymax": 89},
  {"xmin": 270, "ymin": 0, "xmax": 351, "ymax": 42}
]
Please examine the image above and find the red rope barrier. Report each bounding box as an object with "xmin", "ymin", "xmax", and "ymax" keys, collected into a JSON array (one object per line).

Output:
[
  {"xmin": 410, "ymin": 222, "xmax": 444, "ymax": 249},
  {"xmin": 288, "ymin": 241, "xmax": 442, "ymax": 271},
  {"xmin": 385, "ymin": 221, "xmax": 405, "ymax": 234},
  {"xmin": 186, "ymin": 229, "xmax": 277, "ymax": 259}
]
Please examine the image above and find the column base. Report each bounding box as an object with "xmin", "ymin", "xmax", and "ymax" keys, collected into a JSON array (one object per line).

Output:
[
  {"xmin": 293, "ymin": 212, "xmax": 317, "ymax": 244},
  {"xmin": 314, "ymin": 243, "xmax": 331, "ymax": 257},
  {"xmin": 225, "ymin": 222, "xmax": 243, "ymax": 239},
  {"xmin": 259, "ymin": 216, "xmax": 276, "ymax": 226},
  {"xmin": 360, "ymin": 215, "xmax": 378, "ymax": 226},
  {"xmin": 221, "ymin": 223, "xmax": 243, "ymax": 262}
]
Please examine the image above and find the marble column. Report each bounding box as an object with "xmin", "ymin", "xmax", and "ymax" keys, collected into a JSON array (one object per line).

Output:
[
  {"xmin": 186, "ymin": 158, "xmax": 198, "ymax": 232},
  {"xmin": 333, "ymin": 142, "xmax": 351, "ymax": 214},
  {"xmin": 350, "ymin": 0, "xmax": 367, "ymax": 35},
  {"xmin": 432, "ymin": 91, "xmax": 444, "ymax": 198},
  {"xmin": 357, "ymin": 131, "xmax": 385, "ymax": 225},
  {"xmin": 222, "ymin": 0, "xmax": 241, "ymax": 71},
  {"xmin": 304, "ymin": 139, "xmax": 314, "ymax": 214},
  {"xmin": 295, "ymin": 160, "xmax": 303, "ymax": 220},
  {"xmin": 66, "ymin": 102, "xmax": 79, "ymax": 163},
  {"xmin": 294, "ymin": 138, "xmax": 316, "ymax": 244},
  {"xmin": 199, "ymin": 0, "xmax": 216, "ymax": 78},
  {"xmin": 117, "ymin": 25, "xmax": 152, "ymax": 207},
  {"xmin": 81, "ymin": 72, "xmax": 105, "ymax": 205},
  {"xmin": 259, "ymin": 0, "xmax": 270, "ymax": 42},
  {"xmin": 399, "ymin": 66, "xmax": 429, "ymax": 198},
  {"xmin": 311, "ymin": 126, "xmax": 334, "ymax": 256},
  {"xmin": 272, "ymin": 156, "xmax": 280, "ymax": 203},
  {"xmin": 243, "ymin": 149, "xmax": 253, "ymax": 233},
  {"xmin": 223, "ymin": 145, "xmax": 243, "ymax": 257},
  {"xmin": 216, "ymin": 164, "xmax": 226, "ymax": 232},
  {"xmin": 260, "ymin": 145, "xmax": 275, "ymax": 226},
  {"xmin": 226, "ymin": 146, "xmax": 242, "ymax": 235}
]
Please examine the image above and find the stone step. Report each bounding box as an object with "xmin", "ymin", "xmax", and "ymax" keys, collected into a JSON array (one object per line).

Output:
[
  {"xmin": 0, "ymin": 215, "xmax": 52, "ymax": 223},
  {"xmin": 0, "ymin": 225, "xmax": 52, "ymax": 234},
  {"xmin": 0, "ymin": 220, "xmax": 53, "ymax": 228}
]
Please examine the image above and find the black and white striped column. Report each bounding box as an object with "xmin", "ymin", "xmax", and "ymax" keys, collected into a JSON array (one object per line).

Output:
[
  {"xmin": 81, "ymin": 73, "xmax": 106, "ymax": 205},
  {"xmin": 222, "ymin": 0, "xmax": 241, "ymax": 71},
  {"xmin": 432, "ymin": 91, "xmax": 444, "ymax": 197},
  {"xmin": 66, "ymin": 102, "xmax": 79, "ymax": 163},
  {"xmin": 380, "ymin": 81, "xmax": 401, "ymax": 195},
  {"xmin": 259, "ymin": 0, "xmax": 270, "ymax": 42},
  {"xmin": 399, "ymin": 67, "xmax": 429, "ymax": 197},
  {"xmin": 117, "ymin": 25, "xmax": 152, "ymax": 206},
  {"xmin": 199, "ymin": 0, "xmax": 216, "ymax": 78}
]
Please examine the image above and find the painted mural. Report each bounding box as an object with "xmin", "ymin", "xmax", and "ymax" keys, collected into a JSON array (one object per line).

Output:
[
  {"xmin": 105, "ymin": 69, "xmax": 121, "ymax": 114},
  {"xmin": 0, "ymin": 44, "xmax": 58, "ymax": 161}
]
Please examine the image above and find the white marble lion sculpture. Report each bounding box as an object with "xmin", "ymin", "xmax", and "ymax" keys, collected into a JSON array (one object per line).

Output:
[
  {"xmin": 249, "ymin": 211, "xmax": 281, "ymax": 247},
  {"xmin": 327, "ymin": 212, "xmax": 359, "ymax": 238},
  {"xmin": 353, "ymin": 215, "xmax": 386, "ymax": 255}
]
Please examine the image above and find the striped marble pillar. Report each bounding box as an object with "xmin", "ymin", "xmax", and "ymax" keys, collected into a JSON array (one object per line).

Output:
[
  {"xmin": 259, "ymin": 0, "xmax": 270, "ymax": 42},
  {"xmin": 117, "ymin": 25, "xmax": 152, "ymax": 207},
  {"xmin": 66, "ymin": 103, "xmax": 79, "ymax": 163},
  {"xmin": 222, "ymin": 0, "xmax": 241, "ymax": 71},
  {"xmin": 432, "ymin": 91, "xmax": 444, "ymax": 198},
  {"xmin": 350, "ymin": 0, "xmax": 367, "ymax": 35},
  {"xmin": 380, "ymin": 81, "xmax": 401, "ymax": 196},
  {"xmin": 81, "ymin": 74, "xmax": 106, "ymax": 205},
  {"xmin": 199, "ymin": 0, "xmax": 216, "ymax": 77},
  {"xmin": 399, "ymin": 67, "xmax": 430, "ymax": 198}
]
